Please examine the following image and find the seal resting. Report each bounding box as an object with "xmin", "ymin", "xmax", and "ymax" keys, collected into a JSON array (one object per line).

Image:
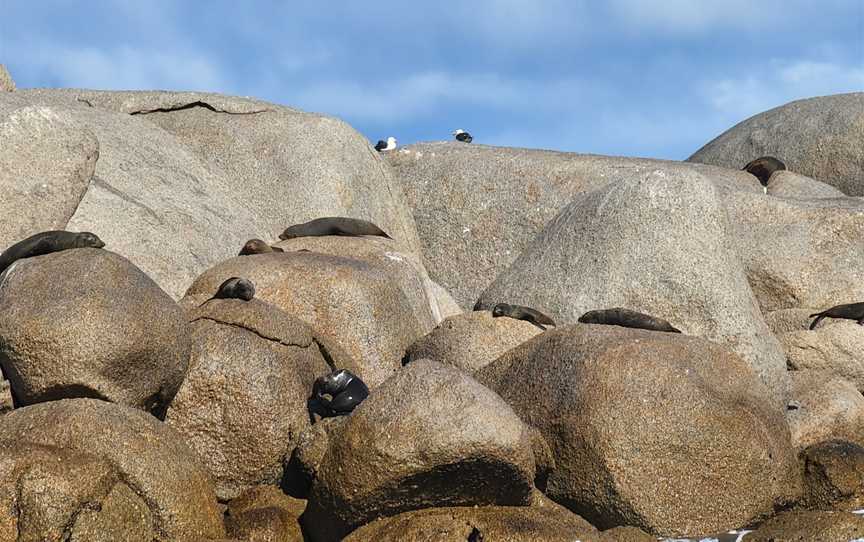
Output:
[
  {"xmin": 238, "ymin": 239, "xmax": 284, "ymax": 256},
  {"xmin": 203, "ymin": 277, "xmax": 256, "ymax": 304},
  {"xmin": 0, "ymin": 230, "xmax": 105, "ymax": 274},
  {"xmin": 491, "ymin": 303, "xmax": 556, "ymax": 330},
  {"xmin": 278, "ymin": 217, "xmax": 391, "ymax": 241},
  {"xmin": 742, "ymin": 156, "xmax": 786, "ymax": 193},
  {"xmin": 578, "ymin": 307, "xmax": 681, "ymax": 333},
  {"xmin": 311, "ymin": 369, "xmax": 369, "ymax": 417},
  {"xmin": 809, "ymin": 301, "xmax": 864, "ymax": 330}
]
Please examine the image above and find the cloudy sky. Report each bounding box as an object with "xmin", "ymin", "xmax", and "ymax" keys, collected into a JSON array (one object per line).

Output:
[{"xmin": 2, "ymin": 1, "xmax": 862, "ymax": 159}]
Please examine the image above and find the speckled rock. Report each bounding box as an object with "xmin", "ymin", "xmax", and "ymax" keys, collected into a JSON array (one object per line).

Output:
[
  {"xmin": 0, "ymin": 399, "xmax": 225, "ymax": 540},
  {"xmin": 476, "ymin": 325, "xmax": 799, "ymax": 537},
  {"xmin": 183, "ymin": 251, "xmax": 426, "ymax": 388},
  {"xmin": 801, "ymin": 440, "xmax": 864, "ymax": 511},
  {"xmin": 0, "ymin": 65, "xmax": 13, "ymax": 92},
  {"xmin": 747, "ymin": 510, "xmax": 864, "ymax": 541},
  {"xmin": 781, "ymin": 321, "xmax": 864, "ymax": 391},
  {"xmin": 599, "ymin": 526, "xmax": 657, "ymax": 541},
  {"xmin": 388, "ymin": 143, "xmax": 761, "ymax": 307},
  {"xmin": 404, "ymin": 310, "xmax": 541, "ymax": 373},
  {"xmin": 282, "ymin": 416, "xmax": 347, "ymax": 499},
  {"xmin": 788, "ymin": 370, "xmax": 864, "ymax": 449},
  {"xmin": 165, "ymin": 298, "xmax": 330, "ymax": 501},
  {"xmin": 225, "ymin": 486, "xmax": 306, "ymax": 542},
  {"xmin": 766, "ymin": 170, "xmax": 847, "ymax": 199},
  {"xmin": 476, "ymin": 168, "xmax": 788, "ymax": 401},
  {"xmin": 764, "ymin": 308, "xmax": 813, "ymax": 334},
  {"xmin": 0, "ymin": 104, "xmax": 97, "ymax": 247},
  {"xmin": 303, "ymin": 360, "xmax": 537, "ymax": 541},
  {"xmin": 689, "ymin": 93, "xmax": 864, "ymax": 196},
  {"xmin": 0, "ymin": 248, "xmax": 189, "ymax": 415}
]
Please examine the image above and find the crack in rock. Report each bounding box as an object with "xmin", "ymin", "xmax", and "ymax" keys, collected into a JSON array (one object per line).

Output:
[{"xmin": 129, "ymin": 101, "xmax": 271, "ymax": 116}]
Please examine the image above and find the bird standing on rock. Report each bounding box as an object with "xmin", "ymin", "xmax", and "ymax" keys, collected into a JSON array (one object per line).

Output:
[
  {"xmin": 374, "ymin": 137, "xmax": 397, "ymax": 151},
  {"xmin": 453, "ymin": 129, "xmax": 473, "ymax": 143}
]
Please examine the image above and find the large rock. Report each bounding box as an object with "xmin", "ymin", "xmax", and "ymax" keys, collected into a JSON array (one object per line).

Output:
[
  {"xmin": 225, "ymin": 486, "xmax": 306, "ymax": 542},
  {"xmin": 801, "ymin": 440, "xmax": 864, "ymax": 511},
  {"xmin": 0, "ymin": 399, "xmax": 225, "ymax": 540},
  {"xmin": 476, "ymin": 325, "xmax": 799, "ymax": 537},
  {"xmin": 766, "ymin": 170, "xmax": 847, "ymax": 199},
  {"xmin": 476, "ymin": 168, "xmax": 788, "ymax": 400},
  {"xmin": 404, "ymin": 310, "xmax": 542, "ymax": 373},
  {"xmin": 781, "ymin": 321, "xmax": 864, "ymax": 391},
  {"xmin": 303, "ymin": 360, "xmax": 537, "ymax": 541},
  {"xmin": 747, "ymin": 510, "xmax": 864, "ymax": 542},
  {"xmin": 183, "ymin": 251, "xmax": 427, "ymax": 388},
  {"xmin": 724, "ymin": 191, "xmax": 864, "ymax": 313},
  {"xmin": 689, "ymin": 93, "xmax": 864, "ymax": 196},
  {"xmin": 388, "ymin": 143, "xmax": 762, "ymax": 307},
  {"xmin": 0, "ymin": 65, "xmax": 13, "ymax": 92},
  {"xmin": 165, "ymin": 298, "xmax": 330, "ymax": 500},
  {"xmin": 788, "ymin": 370, "xmax": 864, "ymax": 450},
  {"xmin": 0, "ymin": 248, "xmax": 190, "ymax": 414},
  {"xmin": 0, "ymin": 88, "xmax": 422, "ymax": 298}
]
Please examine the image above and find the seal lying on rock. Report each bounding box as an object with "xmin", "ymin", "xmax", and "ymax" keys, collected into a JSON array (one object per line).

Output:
[
  {"xmin": 809, "ymin": 301, "xmax": 864, "ymax": 329},
  {"xmin": 742, "ymin": 156, "xmax": 786, "ymax": 193},
  {"xmin": 311, "ymin": 369, "xmax": 369, "ymax": 417},
  {"xmin": 203, "ymin": 277, "xmax": 256, "ymax": 304},
  {"xmin": 578, "ymin": 307, "xmax": 681, "ymax": 333},
  {"xmin": 238, "ymin": 239, "xmax": 284, "ymax": 256},
  {"xmin": 278, "ymin": 217, "xmax": 391, "ymax": 240},
  {"xmin": 491, "ymin": 303, "xmax": 556, "ymax": 330},
  {"xmin": 0, "ymin": 230, "xmax": 105, "ymax": 274}
]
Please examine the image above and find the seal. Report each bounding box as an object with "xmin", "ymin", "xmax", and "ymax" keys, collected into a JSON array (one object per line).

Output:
[
  {"xmin": 809, "ymin": 301, "xmax": 864, "ymax": 330},
  {"xmin": 0, "ymin": 230, "xmax": 105, "ymax": 274},
  {"xmin": 311, "ymin": 369, "xmax": 369, "ymax": 417},
  {"xmin": 238, "ymin": 239, "xmax": 284, "ymax": 256},
  {"xmin": 491, "ymin": 303, "xmax": 556, "ymax": 330},
  {"xmin": 742, "ymin": 156, "xmax": 786, "ymax": 192},
  {"xmin": 202, "ymin": 277, "xmax": 256, "ymax": 305},
  {"xmin": 578, "ymin": 307, "xmax": 681, "ymax": 333},
  {"xmin": 278, "ymin": 217, "xmax": 391, "ymax": 241}
]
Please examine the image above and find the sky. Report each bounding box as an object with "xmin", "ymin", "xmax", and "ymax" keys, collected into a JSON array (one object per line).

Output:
[{"xmin": 1, "ymin": 1, "xmax": 862, "ymax": 159}]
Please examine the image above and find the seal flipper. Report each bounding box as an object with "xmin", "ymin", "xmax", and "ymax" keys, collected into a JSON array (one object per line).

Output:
[{"xmin": 809, "ymin": 312, "xmax": 826, "ymax": 330}]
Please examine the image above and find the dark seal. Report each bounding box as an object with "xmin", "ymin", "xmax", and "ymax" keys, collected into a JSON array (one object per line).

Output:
[
  {"xmin": 578, "ymin": 307, "xmax": 681, "ymax": 333},
  {"xmin": 742, "ymin": 156, "xmax": 786, "ymax": 188},
  {"xmin": 311, "ymin": 369, "xmax": 369, "ymax": 417},
  {"xmin": 809, "ymin": 301, "xmax": 864, "ymax": 330},
  {"xmin": 491, "ymin": 302, "xmax": 556, "ymax": 330},
  {"xmin": 238, "ymin": 239, "xmax": 284, "ymax": 256},
  {"xmin": 202, "ymin": 277, "xmax": 256, "ymax": 305},
  {"xmin": 0, "ymin": 230, "xmax": 105, "ymax": 274},
  {"xmin": 278, "ymin": 217, "xmax": 391, "ymax": 241}
]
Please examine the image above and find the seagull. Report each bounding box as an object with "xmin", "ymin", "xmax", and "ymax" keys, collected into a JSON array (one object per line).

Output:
[
  {"xmin": 452, "ymin": 129, "xmax": 473, "ymax": 143},
  {"xmin": 374, "ymin": 136, "xmax": 397, "ymax": 151}
]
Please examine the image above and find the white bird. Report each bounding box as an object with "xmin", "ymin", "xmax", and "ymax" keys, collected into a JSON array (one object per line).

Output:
[
  {"xmin": 452, "ymin": 129, "xmax": 473, "ymax": 143},
  {"xmin": 374, "ymin": 136, "xmax": 397, "ymax": 151}
]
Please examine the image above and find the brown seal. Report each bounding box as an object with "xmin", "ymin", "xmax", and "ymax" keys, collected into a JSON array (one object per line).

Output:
[
  {"xmin": 809, "ymin": 301, "xmax": 864, "ymax": 329},
  {"xmin": 278, "ymin": 217, "xmax": 391, "ymax": 240},
  {"xmin": 238, "ymin": 239, "xmax": 284, "ymax": 256},
  {"xmin": 0, "ymin": 231, "xmax": 105, "ymax": 274},
  {"xmin": 200, "ymin": 277, "xmax": 256, "ymax": 306},
  {"xmin": 578, "ymin": 307, "xmax": 681, "ymax": 333},
  {"xmin": 311, "ymin": 369, "xmax": 369, "ymax": 417},
  {"xmin": 491, "ymin": 303, "xmax": 556, "ymax": 330},
  {"xmin": 742, "ymin": 156, "xmax": 786, "ymax": 190}
]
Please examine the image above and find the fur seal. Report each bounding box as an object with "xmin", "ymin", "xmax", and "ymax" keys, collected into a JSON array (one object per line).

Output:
[
  {"xmin": 311, "ymin": 369, "xmax": 369, "ymax": 417},
  {"xmin": 0, "ymin": 230, "xmax": 105, "ymax": 274},
  {"xmin": 278, "ymin": 217, "xmax": 391, "ymax": 241},
  {"xmin": 809, "ymin": 301, "xmax": 864, "ymax": 330},
  {"xmin": 742, "ymin": 156, "xmax": 786, "ymax": 192},
  {"xmin": 203, "ymin": 277, "xmax": 256, "ymax": 304},
  {"xmin": 491, "ymin": 303, "xmax": 556, "ymax": 330},
  {"xmin": 238, "ymin": 239, "xmax": 284, "ymax": 256},
  {"xmin": 578, "ymin": 307, "xmax": 681, "ymax": 333}
]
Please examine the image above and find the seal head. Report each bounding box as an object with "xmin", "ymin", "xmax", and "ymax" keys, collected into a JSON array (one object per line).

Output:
[
  {"xmin": 311, "ymin": 369, "xmax": 369, "ymax": 417},
  {"xmin": 212, "ymin": 277, "xmax": 256, "ymax": 302},
  {"xmin": 238, "ymin": 239, "xmax": 284, "ymax": 256}
]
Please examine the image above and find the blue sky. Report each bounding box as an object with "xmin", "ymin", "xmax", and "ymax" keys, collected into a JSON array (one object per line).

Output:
[{"xmin": 2, "ymin": 1, "xmax": 862, "ymax": 159}]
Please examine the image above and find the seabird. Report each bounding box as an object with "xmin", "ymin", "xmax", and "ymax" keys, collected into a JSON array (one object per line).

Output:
[
  {"xmin": 374, "ymin": 136, "xmax": 397, "ymax": 152},
  {"xmin": 453, "ymin": 129, "xmax": 473, "ymax": 143}
]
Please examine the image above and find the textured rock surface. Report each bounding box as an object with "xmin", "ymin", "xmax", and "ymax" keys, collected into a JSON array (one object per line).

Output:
[
  {"xmin": 0, "ymin": 65, "xmax": 13, "ymax": 92},
  {"xmin": 388, "ymin": 143, "xmax": 762, "ymax": 307},
  {"xmin": 0, "ymin": 104, "xmax": 97, "ymax": 247},
  {"xmin": 725, "ymin": 191, "xmax": 864, "ymax": 313},
  {"xmin": 599, "ymin": 526, "xmax": 657, "ymax": 541},
  {"xmin": 303, "ymin": 360, "xmax": 537, "ymax": 541},
  {"xmin": 282, "ymin": 417, "xmax": 347, "ymax": 499},
  {"xmin": 747, "ymin": 510, "xmax": 864, "ymax": 541},
  {"xmin": 801, "ymin": 440, "xmax": 864, "ymax": 511},
  {"xmin": 788, "ymin": 370, "xmax": 864, "ymax": 449},
  {"xmin": 764, "ymin": 308, "xmax": 813, "ymax": 334},
  {"xmin": 0, "ymin": 399, "xmax": 225, "ymax": 540},
  {"xmin": 781, "ymin": 321, "xmax": 864, "ymax": 391},
  {"xmin": 476, "ymin": 325, "xmax": 798, "ymax": 536},
  {"xmin": 767, "ymin": 170, "xmax": 847, "ymax": 199},
  {"xmin": 404, "ymin": 310, "xmax": 541, "ymax": 373},
  {"xmin": 166, "ymin": 298, "xmax": 330, "ymax": 500},
  {"xmin": 184, "ymin": 251, "xmax": 426, "ymax": 388},
  {"xmin": 0, "ymin": 248, "xmax": 189, "ymax": 414},
  {"xmin": 689, "ymin": 93, "xmax": 864, "ymax": 196},
  {"xmin": 225, "ymin": 486, "xmax": 306, "ymax": 542},
  {"xmin": 477, "ymin": 168, "xmax": 788, "ymax": 400}
]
